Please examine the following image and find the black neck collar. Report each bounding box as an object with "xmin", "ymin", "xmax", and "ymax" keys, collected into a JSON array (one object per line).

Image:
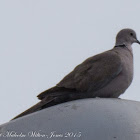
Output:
[
  {"xmin": 114, "ymin": 44, "xmax": 126, "ymax": 48},
  {"xmin": 114, "ymin": 43, "xmax": 133, "ymax": 56}
]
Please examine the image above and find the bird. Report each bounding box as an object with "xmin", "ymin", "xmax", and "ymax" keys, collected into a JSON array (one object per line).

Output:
[{"xmin": 12, "ymin": 28, "xmax": 140, "ymax": 120}]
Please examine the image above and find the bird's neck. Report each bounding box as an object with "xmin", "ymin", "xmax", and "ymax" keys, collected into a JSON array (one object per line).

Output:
[
  {"xmin": 115, "ymin": 38, "xmax": 133, "ymax": 53},
  {"xmin": 114, "ymin": 44, "xmax": 133, "ymax": 57}
]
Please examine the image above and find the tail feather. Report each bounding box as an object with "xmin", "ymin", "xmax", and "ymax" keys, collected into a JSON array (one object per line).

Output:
[
  {"xmin": 12, "ymin": 91, "xmax": 85, "ymax": 120},
  {"xmin": 11, "ymin": 97, "xmax": 54, "ymax": 120}
]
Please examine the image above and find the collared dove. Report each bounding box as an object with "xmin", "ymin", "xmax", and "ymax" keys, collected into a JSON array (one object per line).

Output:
[{"xmin": 13, "ymin": 28, "xmax": 140, "ymax": 120}]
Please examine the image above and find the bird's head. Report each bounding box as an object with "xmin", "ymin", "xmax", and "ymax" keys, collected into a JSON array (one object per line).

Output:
[{"xmin": 115, "ymin": 29, "xmax": 140, "ymax": 47}]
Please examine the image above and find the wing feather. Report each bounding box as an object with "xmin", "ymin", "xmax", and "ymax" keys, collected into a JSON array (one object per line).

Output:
[
  {"xmin": 38, "ymin": 50, "xmax": 122, "ymax": 100},
  {"xmin": 57, "ymin": 50, "xmax": 122, "ymax": 92}
]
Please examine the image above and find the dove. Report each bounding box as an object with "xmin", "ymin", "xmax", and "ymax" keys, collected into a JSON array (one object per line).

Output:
[{"xmin": 12, "ymin": 28, "xmax": 140, "ymax": 120}]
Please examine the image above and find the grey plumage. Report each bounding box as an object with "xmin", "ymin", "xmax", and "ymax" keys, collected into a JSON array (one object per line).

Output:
[{"xmin": 12, "ymin": 28, "xmax": 140, "ymax": 120}]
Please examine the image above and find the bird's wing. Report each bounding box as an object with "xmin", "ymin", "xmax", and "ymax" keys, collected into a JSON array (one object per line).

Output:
[
  {"xmin": 57, "ymin": 50, "xmax": 122, "ymax": 92},
  {"xmin": 37, "ymin": 50, "xmax": 122, "ymax": 100}
]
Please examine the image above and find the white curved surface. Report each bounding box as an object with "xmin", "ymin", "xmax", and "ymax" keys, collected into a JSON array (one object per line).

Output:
[{"xmin": 0, "ymin": 98, "xmax": 140, "ymax": 140}]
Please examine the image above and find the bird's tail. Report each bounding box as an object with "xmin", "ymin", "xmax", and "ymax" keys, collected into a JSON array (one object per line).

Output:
[
  {"xmin": 12, "ymin": 91, "xmax": 86, "ymax": 120},
  {"xmin": 11, "ymin": 97, "xmax": 54, "ymax": 120}
]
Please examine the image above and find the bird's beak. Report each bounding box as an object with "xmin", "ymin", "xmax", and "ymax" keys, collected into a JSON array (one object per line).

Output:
[{"xmin": 136, "ymin": 39, "xmax": 140, "ymax": 44}]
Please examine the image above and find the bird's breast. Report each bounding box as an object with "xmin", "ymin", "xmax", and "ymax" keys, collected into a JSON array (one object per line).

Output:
[
  {"xmin": 120, "ymin": 50, "xmax": 133, "ymax": 87},
  {"xmin": 93, "ymin": 48, "xmax": 134, "ymax": 98}
]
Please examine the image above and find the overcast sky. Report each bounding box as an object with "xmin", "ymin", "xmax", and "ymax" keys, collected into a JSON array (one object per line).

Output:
[{"xmin": 0, "ymin": 0, "xmax": 140, "ymax": 124}]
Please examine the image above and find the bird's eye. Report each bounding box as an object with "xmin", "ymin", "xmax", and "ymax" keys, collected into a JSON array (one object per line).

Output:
[{"xmin": 130, "ymin": 33, "xmax": 133, "ymax": 36}]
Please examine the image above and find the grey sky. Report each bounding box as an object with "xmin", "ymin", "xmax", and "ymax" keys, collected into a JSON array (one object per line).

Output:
[{"xmin": 0, "ymin": 0, "xmax": 140, "ymax": 124}]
